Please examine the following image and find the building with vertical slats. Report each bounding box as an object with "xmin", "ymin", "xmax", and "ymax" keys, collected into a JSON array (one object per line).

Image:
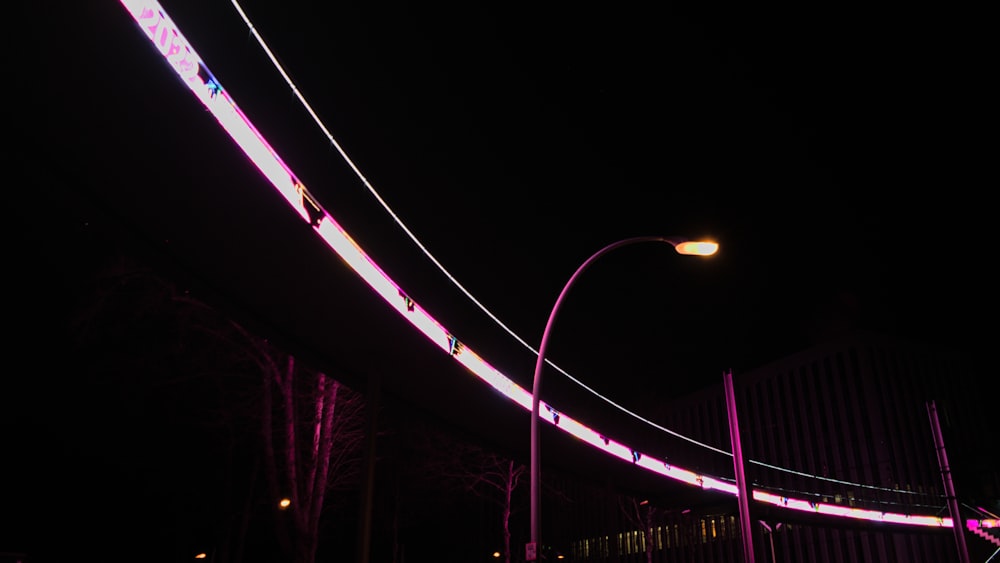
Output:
[
  {"xmin": 537, "ymin": 330, "xmax": 997, "ymax": 561},
  {"xmin": 646, "ymin": 329, "xmax": 997, "ymax": 562}
]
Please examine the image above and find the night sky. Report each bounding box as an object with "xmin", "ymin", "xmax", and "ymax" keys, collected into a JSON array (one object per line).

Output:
[
  {"xmin": 7, "ymin": 0, "xmax": 995, "ymax": 559},
  {"xmin": 93, "ymin": 0, "xmax": 992, "ymax": 395}
]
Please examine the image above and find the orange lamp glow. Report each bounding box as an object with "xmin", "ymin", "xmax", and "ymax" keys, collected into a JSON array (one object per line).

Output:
[{"xmin": 675, "ymin": 241, "xmax": 719, "ymax": 256}]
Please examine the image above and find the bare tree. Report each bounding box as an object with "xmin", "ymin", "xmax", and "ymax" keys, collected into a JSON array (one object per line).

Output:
[
  {"xmin": 257, "ymin": 349, "xmax": 367, "ymax": 563},
  {"xmin": 619, "ymin": 496, "xmax": 659, "ymax": 563},
  {"xmin": 407, "ymin": 421, "xmax": 526, "ymax": 563},
  {"xmin": 168, "ymin": 291, "xmax": 369, "ymax": 563},
  {"xmin": 71, "ymin": 257, "xmax": 367, "ymax": 563}
]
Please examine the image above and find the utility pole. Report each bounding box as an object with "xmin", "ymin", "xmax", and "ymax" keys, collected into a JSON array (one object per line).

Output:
[
  {"xmin": 926, "ymin": 400, "xmax": 970, "ymax": 563},
  {"xmin": 725, "ymin": 369, "xmax": 755, "ymax": 562}
]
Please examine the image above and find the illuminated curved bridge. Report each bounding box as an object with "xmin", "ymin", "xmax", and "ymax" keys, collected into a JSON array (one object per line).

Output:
[{"xmin": 101, "ymin": 0, "xmax": 998, "ymax": 557}]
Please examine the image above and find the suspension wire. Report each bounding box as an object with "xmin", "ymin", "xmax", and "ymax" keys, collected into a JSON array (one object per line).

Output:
[
  {"xmin": 748, "ymin": 459, "xmax": 942, "ymax": 497},
  {"xmin": 225, "ymin": 0, "xmax": 936, "ymax": 499},
  {"xmin": 964, "ymin": 502, "xmax": 1000, "ymax": 519}
]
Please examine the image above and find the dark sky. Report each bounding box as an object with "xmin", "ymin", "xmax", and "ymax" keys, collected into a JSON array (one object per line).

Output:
[
  {"xmin": 6, "ymin": 1, "xmax": 995, "ymax": 560},
  {"xmin": 212, "ymin": 1, "xmax": 991, "ymax": 390},
  {"xmin": 18, "ymin": 2, "xmax": 994, "ymax": 403}
]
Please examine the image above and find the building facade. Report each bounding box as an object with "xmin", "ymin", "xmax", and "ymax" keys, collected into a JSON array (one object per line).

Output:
[
  {"xmin": 646, "ymin": 330, "xmax": 998, "ymax": 562},
  {"xmin": 432, "ymin": 330, "xmax": 997, "ymax": 562}
]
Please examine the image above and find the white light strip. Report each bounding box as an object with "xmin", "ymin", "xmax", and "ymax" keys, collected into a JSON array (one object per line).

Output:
[
  {"xmin": 222, "ymin": 0, "xmax": 948, "ymax": 502},
  {"xmin": 222, "ymin": 0, "xmax": 755, "ymax": 464},
  {"xmin": 118, "ymin": 0, "xmax": 995, "ymax": 530}
]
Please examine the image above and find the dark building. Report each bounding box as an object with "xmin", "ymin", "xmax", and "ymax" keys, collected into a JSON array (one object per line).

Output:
[
  {"xmin": 529, "ymin": 330, "xmax": 998, "ymax": 562},
  {"xmin": 644, "ymin": 330, "xmax": 999, "ymax": 562}
]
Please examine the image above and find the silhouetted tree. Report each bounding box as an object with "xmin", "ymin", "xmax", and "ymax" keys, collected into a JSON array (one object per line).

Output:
[
  {"xmin": 619, "ymin": 496, "xmax": 659, "ymax": 563},
  {"xmin": 70, "ymin": 257, "xmax": 367, "ymax": 563},
  {"xmin": 405, "ymin": 419, "xmax": 526, "ymax": 563},
  {"xmin": 257, "ymin": 348, "xmax": 366, "ymax": 563}
]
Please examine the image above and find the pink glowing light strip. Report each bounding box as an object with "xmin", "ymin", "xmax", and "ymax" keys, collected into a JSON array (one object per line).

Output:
[
  {"xmin": 969, "ymin": 518, "xmax": 1000, "ymax": 531},
  {"xmin": 118, "ymin": 0, "xmax": 999, "ymax": 531}
]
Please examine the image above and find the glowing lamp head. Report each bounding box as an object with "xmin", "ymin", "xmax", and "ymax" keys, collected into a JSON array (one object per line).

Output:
[
  {"xmin": 674, "ymin": 240, "xmax": 719, "ymax": 256},
  {"xmin": 279, "ymin": 498, "xmax": 291, "ymax": 509}
]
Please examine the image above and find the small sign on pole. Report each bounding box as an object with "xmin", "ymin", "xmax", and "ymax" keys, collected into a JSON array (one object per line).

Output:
[{"xmin": 525, "ymin": 542, "xmax": 537, "ymax": 561}]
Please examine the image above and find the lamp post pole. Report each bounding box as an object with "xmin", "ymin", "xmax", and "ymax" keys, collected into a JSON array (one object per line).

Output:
[
  {"xmin": 527, "ymin": 235, "xmax": 718, "ymax": 560},
  {"xmin": 926, "ymin": 400, "xmax": 970, "ymax": 563},
  {"xmin": 725, "ymin": 369, "xmax": 756, "ymax": 562}
]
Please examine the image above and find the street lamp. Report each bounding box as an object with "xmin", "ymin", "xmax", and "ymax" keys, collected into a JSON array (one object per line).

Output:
[{"xmin": 527, "ymin": 235, "xmax": 718, "ymax": 560}]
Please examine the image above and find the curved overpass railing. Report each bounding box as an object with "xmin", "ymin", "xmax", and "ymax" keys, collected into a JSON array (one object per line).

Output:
[{"xmin": 116, "ymin": 0, "xmax": 995, "ymax": 534}]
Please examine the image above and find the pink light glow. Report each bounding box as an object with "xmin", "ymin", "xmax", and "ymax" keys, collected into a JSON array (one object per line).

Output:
[{"xmin": 119, "ymin": 0, "xmax": 964, "ymax": 530}]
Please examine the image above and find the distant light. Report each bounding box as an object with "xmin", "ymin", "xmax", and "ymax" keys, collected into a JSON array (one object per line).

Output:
[
  {"xmin": 492, "ymin": 551, "xmax": 501, "ymax": 558},
  {"xmin": 194, "ymin": 554, "xmax": 207, "ymax": 560},
  {"xmin": 279, "ymin": 498, "xmax": 291, "ymax": 509},
  {"xmin": 675, "ymin": 241, "xmax": 719, "ymax": 256}
]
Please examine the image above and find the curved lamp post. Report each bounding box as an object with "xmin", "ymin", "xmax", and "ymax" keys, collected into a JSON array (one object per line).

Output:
[{"xmin": 528, "ymin": 235, "xmax": 718, "ymax": 559}]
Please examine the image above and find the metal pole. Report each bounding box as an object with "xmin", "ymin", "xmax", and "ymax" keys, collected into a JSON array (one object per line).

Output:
[
  {"xmin": 529, "ymin": 236, "xmax": 694, "ymax": 560},
  {"xmin": 724, "ymin": 369, "xmax": 755, "ymax": 563},
  {"xmin": 926, "ymin": 400, "xmax": 970, "ymax": 563},
  {"xmin": 759, "ymin": 521, "xmax": 776, "ymax": 563}
]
